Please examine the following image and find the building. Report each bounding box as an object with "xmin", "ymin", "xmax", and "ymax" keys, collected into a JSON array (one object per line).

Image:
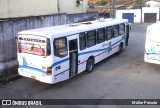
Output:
[
  {"xmin": 116, "ymin": 7, "xmax": 160, "ymax": 23},
  {"xmin": 116, "ymin": 9, "xmax": 141, "ymax": 23},
  {"xmin": 142, "ymin": 7, "xmax": 160, "ymax": 23},
  {"xmin": 88, "ymin": 5, "xmax": 126, "ymax": 18},
  {"xmin": 0, "ymin": 0, "xmax": 88, "ymax": 19}
]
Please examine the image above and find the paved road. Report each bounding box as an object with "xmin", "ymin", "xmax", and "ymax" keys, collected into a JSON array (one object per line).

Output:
[{"xmin": 1, "ymin": 23, "xmax": 160, "ymax": 108}]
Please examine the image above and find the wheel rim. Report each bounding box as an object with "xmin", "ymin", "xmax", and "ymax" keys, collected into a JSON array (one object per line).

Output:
[{"xmin": 88, "ymin": 60, "xmax": 93, "ymax": 71}]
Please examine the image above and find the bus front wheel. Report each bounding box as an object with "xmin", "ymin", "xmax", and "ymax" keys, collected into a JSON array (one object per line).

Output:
[{"xmin": 86, "ymin": 58, "xmax": 94, "ymax": 73}]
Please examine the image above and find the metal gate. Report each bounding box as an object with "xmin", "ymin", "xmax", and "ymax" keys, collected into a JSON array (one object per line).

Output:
[
  {"xmin": 122, "ymin": 13, "xmax": 134, "ymax": 23},
  {"xmin": 144, "ymin": 13, "xmax": 157, "ymax": 23}
]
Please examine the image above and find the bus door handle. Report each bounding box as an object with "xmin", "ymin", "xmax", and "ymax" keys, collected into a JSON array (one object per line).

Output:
[{"xmin": 69, "ymin": 49, "xmax": 77, "ymax": 53}]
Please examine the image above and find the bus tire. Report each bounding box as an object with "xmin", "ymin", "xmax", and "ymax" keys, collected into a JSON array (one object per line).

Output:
[
  {"xmin": 117, "ymin": 43, "xmax": 123, "ymax": 54},
  {"xmin": 86, "ymin": 58, "xmax": 94, "ymax": 73}
]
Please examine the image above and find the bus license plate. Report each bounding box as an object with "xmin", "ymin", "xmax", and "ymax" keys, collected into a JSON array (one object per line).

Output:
[{"xmin": 31, "ymin": 76, "xmax": 36, "ymax": 79}]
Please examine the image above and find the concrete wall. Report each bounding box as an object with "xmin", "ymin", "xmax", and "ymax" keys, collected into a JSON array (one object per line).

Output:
[
  {"xmin": 0, "ymin": 12, "xmax": 98, "ymax": 78},
  {"xmin": 116, "ymin": 9, "xmax": 141, "ymax": 23},
  {"xmin": 0, "ymin": 0, "xmax": 58, "ymax": 19},
  {"xmin": 59, "ymin": 0, "xmax": 88, "ymax": 14},
  {"xmin": 66, "ymin": 13, "xmax": 97, "ymax": 24},
  {"xmin": 142, "ymin": 7, "xmax": 160, "ymax": 23},
  {"xmin": 0, "ymin": 14, "xmax": 66, "ymax": 62},
  {"xmin": 0, "ymin": 0, "xmax": 88, "ymax": 19}
]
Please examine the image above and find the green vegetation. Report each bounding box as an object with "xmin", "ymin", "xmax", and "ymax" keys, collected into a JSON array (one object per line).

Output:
[
  {"xmin": 97, "ymin": 0, "xmax": 107, "ymax": 6},
  {"xmin": 133, "ymin": 0, "xmax": 145, "ymax": 9}
]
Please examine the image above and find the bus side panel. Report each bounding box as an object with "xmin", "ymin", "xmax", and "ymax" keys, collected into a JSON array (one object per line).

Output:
[
  {"xmin": 52, "ymin": 56, "xmax": 70, "ymax": 83},
  {"xmin": 78, "ymin": 48, "xmax": 102, "ymax": 73},
  {"xmin": 78, "ymin": 55, "xmax": 87, "ymax": 74},
  {"xmin": 77, "ymin": 34, "xmax": 126, "ymax": 74},
  {"xmin": 78, "ymin": 36, "xmax": 125, "ymax": 73},
  {"xmin": 94, "ymin": 41, "xmax": 110, "ymax": 64},
  {"xmin": 94, "ymin": 35, "xmax": 125, "ymax": 64}
]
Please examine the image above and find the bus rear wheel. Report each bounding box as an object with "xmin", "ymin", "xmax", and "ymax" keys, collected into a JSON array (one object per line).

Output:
[{"xmin": 86, "ymin": 58, "xmax": 94, "ymax": 73}]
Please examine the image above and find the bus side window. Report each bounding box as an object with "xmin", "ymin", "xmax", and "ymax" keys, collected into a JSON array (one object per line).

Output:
[
  {"xmin": 113, "ymin": 25, "xmax": 119, "ymax": 38},
  {"xmin": 54, "ymin": 37, "xmax": 68, "ymax": 57},
  {"xmin": 87, "ymin": 30, "xmax": 96, "ymax": 48},
  {"xmin": 119, "ymin": 24, "xmax": 125, "ymax": 35},
  {"xmin": 79, "ymin": 32, "xmax": 86, "ymax": 50},
  {"xmin": 97, "ymin": 28, "xmax": 105, "ymax": 44},
  {"xmin": 106, "ymin": 27, "xmax": 112, "ymax": 40}
]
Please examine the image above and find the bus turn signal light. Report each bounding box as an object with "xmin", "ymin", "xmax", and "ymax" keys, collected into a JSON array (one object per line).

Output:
[{"xmin": 46, "ymin": 67, "xmax": 52, "ymax": 75}]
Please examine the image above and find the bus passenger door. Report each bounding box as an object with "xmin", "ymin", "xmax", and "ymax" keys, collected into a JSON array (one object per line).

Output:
[{"xmin": 69, "ymin": 39, "xmax": 78, "ymax": 77}]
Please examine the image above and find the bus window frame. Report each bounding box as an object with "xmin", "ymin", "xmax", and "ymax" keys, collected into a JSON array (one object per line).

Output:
[
  {"xmin": 119, "ymin": 23, "xmax": 125, "ymax": 36},
  {"xmin": 54, "ymin": 37, "xmax": 68, "ymax": 58},
  {"xmin": 87, "ymin": 30, "xmax": 97, "ymax": 48},
  {"xmin": 79, "ymin": 32, "xmax": 87, "ymax": 50},
  {"xmin": 18, "ymin": 35, "xmax": 49, "ymax": 57},
  {"xmin": 106, "ymin": 26, "xmax": 113, "ymax": 40},
  {"xmin": 97, "ymin": 28, "xmax": 105, "ymax": 44},
  {"xmin": 113, "ymin": 25, "xmax": 119, "ymax": 38}
]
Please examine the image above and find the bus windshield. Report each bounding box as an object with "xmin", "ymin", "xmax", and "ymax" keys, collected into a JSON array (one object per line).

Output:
[
  {"xmin": 18, "ymin": 35, "xmax": 49, "ymax": 56},
  {"xmin": 149, "ymin": 28, "xmax": 160, "ymax": 42}
]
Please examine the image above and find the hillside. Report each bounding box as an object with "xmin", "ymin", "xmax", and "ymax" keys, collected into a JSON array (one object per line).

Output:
[{"xmin": 88, "ymin": 0, "xmax": 160, "ymax": 6}]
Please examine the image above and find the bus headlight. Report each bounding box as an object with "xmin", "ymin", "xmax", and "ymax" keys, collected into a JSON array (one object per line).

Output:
[
  {"xmin": 147, "ymin": 50, "xmax": 150, "ymax": 53},
  {"xmin": 146, "ymin": 49, "xmax": 150, "ymax": 55}
]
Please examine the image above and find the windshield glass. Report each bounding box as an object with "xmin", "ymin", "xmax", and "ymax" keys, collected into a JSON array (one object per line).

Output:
[
  {"xmin": 18, "ymin": 35, "xmax": 48, "ymax": 56},
  {"xmin": 148, "ymin": 23, "xmax": 160, "ymax": 43},
  {"xmin": 149, "ymin": 26, "xmax": 160, "ymax": 43}
]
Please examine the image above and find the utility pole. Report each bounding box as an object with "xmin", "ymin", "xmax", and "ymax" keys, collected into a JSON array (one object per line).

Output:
[
  {"xmin": 111, "ymin": 0, "xmax": 115, "ymax": 18},
  {"xmin": 57, "ymin": 0, "xmax": 60, "ymax": 14},
  {"xmin": 81, "ymin": 0, "xmax": 83, "ymax": 13}
]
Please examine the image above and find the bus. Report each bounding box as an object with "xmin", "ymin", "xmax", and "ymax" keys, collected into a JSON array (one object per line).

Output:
[
  {"xmin": 144, "ymin": 22, "xmax": 160, "ymax": 64},
  {"xmin": 17, "ymin": 18, "xmax": 130, "ymax": 84}
]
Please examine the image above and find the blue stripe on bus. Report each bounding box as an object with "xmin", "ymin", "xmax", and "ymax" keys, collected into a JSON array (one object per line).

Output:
[
  {"xmin": 147, "ymin": 53, "xmax": 160, "ymax": 56},
  {"xmin": 19, "ymin": 38, "xmax": 124, "ymax": 74},
  {"xmin": 145, "ymin": 51, "xmax": 160, "ymax": 56},
  {"xmin": 78, "ymin": 47, "xmax": 109, "ymax": 56},
  {"xmin": 78, "ymin": 38, "xmax": 123, "ymax": 56},
  {"xmin": 19, "ymin": 65, "xmax": 47, "ymax": 75},
  {"xmin": 51, "ymin": 58, "xmax": 70, "ymax": 67}
]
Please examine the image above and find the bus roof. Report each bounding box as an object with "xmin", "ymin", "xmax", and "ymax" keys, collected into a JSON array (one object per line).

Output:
[{"xmin": 18, "ymin": 18, "xmax": 128, "ymax": 38}]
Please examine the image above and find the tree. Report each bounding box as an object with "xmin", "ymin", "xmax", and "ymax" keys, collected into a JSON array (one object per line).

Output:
[
  {"xmin": 97, "ymin": 0, "xmax": 107, "ymax": 6},
  {"xmin": 133, "ymin": 0, "xmax": 145, "ymax": 9}
]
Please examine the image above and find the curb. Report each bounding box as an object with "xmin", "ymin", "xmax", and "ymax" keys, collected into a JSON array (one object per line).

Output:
[{"xmin": 0, "ymin": 74, "xmax": 21, "ymax": 84}]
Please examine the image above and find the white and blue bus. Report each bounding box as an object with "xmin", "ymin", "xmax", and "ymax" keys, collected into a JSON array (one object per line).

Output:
[
  {"xmin": 144, "ymin": 22, "xmax": 160, "ymax": 64},
  {"xmin": 17, "ymin": 18, "xmax": 130, "ymax": 84}
]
